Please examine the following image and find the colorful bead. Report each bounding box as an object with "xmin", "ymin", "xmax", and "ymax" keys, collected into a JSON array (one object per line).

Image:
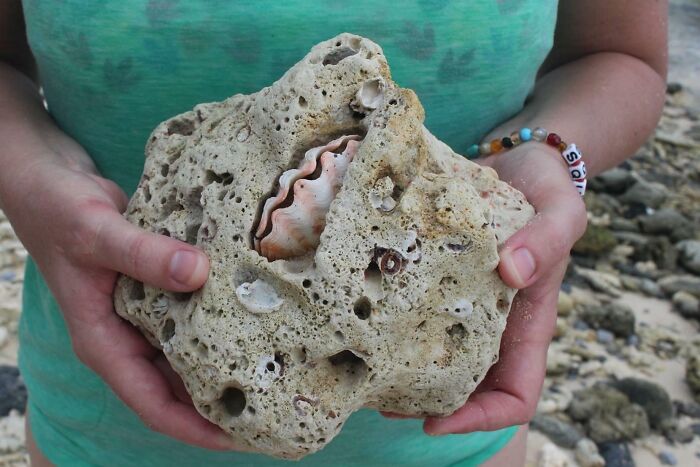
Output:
[
  {"xmin": 569, "ymin": 160, "xmax": 587, "ymax": 180},
  {"xmin": 501, "ymin": 137, "xmax": 514, "ymax": 148},
  {"xmin": 466, "ymin": 144, "xmax": 480, "ymax": 159},
  {"xmin": 520, "ymin": 128, "xmax": 532, "ymax": 142},
  {"xmin": 479, "ymin": 142, "xmax": 492, "ymax": 156},
  {"xmin": 490, "ymin": 139, "xmax": 503, "ymax": 153},
  {"xmin": 573, "ymin": 179, "xmax": 587, "ymax": 196},
  {"xmin": 562, "ymin": 144, "xmax": 582, "ymax": 165},
  {"xmin": 546, "ymin": 133, "xmax": 562, "ymax": 147},
  {"xmin": 557, "ymin": 142, "xmax": 568, "ymax": 152},
  {"xmin": 510, "ymin": 131, "xmax": 521, "ymax": 145},
  {"xmin": 532, "ymin": 127, "xmax": 547, "ymax": 141}
]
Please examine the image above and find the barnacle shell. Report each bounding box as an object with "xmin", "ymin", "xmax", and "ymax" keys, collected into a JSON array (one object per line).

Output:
[
  {"xmin": 114, "ymin": 34, "xmax": 535, "ymax": 460},
  {"xmin": 254, "ymin": 135, "xmax": 361, "ymax": 261}
]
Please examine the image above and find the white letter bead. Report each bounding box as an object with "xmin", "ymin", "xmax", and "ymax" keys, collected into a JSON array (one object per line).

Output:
[
  {"xmin": 573, "ymin": 179, "xmax": 587, "ymax": 196},
  {"xmin": 569, "ymin": 161, "xmax": 587, "ymax": 180},
  {"xmin": 562, "ymin": 144, "xmax": 583, "ymax": 165}
]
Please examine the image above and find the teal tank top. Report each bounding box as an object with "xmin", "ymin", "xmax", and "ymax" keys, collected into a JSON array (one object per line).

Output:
[{"xmin": 19, "ymin": 1, "xmax": 558, "ymax": 465}]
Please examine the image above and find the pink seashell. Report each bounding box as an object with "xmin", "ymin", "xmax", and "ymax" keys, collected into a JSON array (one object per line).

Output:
[{"xmin": 255, "ymin": 135, "xmax": 361, "ymax": 260}]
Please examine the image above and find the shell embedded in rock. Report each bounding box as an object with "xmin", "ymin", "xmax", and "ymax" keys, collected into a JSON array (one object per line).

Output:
[
  {"xmin": 113, "ymin": 33, "xmax": 535, "ymax": 460},
  {"xmin": 254, "ymin": 135, "xmax": 361, "ymax": 261}
]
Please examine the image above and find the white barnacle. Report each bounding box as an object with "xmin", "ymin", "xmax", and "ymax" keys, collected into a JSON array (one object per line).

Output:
[
  {"xmin": 368, "ymin": 176, "xmax": 396, "ymax": 212},
  {"xmin": 235, "ymin": 279, "xmax": 284, "ymax": 314},
  {"xmin": 255, "ymin": 355, "xmax": 282, "ymax": 390},
  {"xmin": 446, "ymin": 299, "xmax": 473, "ymax": 320}
]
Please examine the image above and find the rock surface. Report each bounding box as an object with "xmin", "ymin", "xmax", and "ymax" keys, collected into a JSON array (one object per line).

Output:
[{"xmin": 112, "ymin": 34, "xmax": 533, "ymax": 459}]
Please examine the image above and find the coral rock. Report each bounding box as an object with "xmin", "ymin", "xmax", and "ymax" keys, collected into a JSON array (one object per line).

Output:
[{"xmin": 113, "ymin": 34, "xmax": 533, "ymax": 459}]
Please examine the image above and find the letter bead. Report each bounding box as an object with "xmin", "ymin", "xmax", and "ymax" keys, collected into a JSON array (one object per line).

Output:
[
  {"xmin": 569, "ymin": 160, "xmax": 587, "ymax": 180},
  {"xmin": 573, "ymin": 179, "xmax": 587, "ymax": 196},
  {"xmin": 562, "ymin": 144, "xmax": 582, "ymax": 166}
]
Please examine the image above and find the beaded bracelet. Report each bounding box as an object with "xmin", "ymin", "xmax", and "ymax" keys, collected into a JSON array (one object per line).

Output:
[{"xmin": 465, "ymin": 127, "xmax": 587, "ymax": 196}]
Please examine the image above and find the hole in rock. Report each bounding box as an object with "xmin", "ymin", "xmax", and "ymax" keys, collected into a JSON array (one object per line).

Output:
[
  {"xmin": 185, "ymin": 222, "xmax": 201, "ymax": 245},
  {"xmin": 334, "ymin": 331, "xmax": 345, "ymax": 342},
  {"xmin": 446, "ymin": 323, "xmax": 466, "ymax": 342},
  {"xmin": 274, "ymin": 351, "xmax": 285, "ymax": 376},
  {"xmin": 167, "ymin": 118, "xmax": 195, "ymax": 136},
  {"xmin": 302, "ymin": 279, "xmax": 312, "ymax": 288},
  {"xmin": 160, "ymin": 164, "xmax": 169, "ymax": 177},
  {"xmin": 172, "ymin": 291, "xmax": 193, "ymax": 302},
  {"xmin": 327, "ymin": 350, "xmax": 368, "ymax": 386},
  {"xmin": 362, "ymin": 260, "xmax": 383, "ymax": 301},
  {"xmin": 353, "ymin": 297, "xmax": 372, "ymax": 320},
  {"xmin": 219, "ymin": 386, "xmax": 246, "ymax": 417},
  {"xmin": 161, "ymin": 318, "xmax": 175, "ymax": 342},
  {"xmin": 130, "ymin": 280, "xmax": 146, "ymax": 301},
  {"xmin": 322, "ymin": 46, "xmax": 358, "ymax": 66},
  {"xmin": 298, "ymin": 96, "xmax": 308, "ymax": 108}
]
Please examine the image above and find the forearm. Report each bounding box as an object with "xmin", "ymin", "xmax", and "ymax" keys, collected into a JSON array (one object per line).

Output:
[
  {"xmin": 486, "ymin": 52, "xmax": 666, "ymax": 177},
  {"xmin": 0, "ymin": 61, "xmax": 95, "ymax": 210}
]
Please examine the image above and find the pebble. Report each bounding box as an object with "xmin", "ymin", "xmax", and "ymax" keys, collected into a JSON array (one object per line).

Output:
[
  {"xmin": 639, "ymin": 208, "xmax": 694, "ymax": 241},
  {"xmin": 626, "ymin": 335, "xmax": 640, "ymax": 347},
  {"xmin": 0, "ymin": 271, "xmax": 15, "ymax": 282},
  {"xmin": 596, "ymin": 329, "xmax": 615, "ymax": 345},
  {"xmin": 619, "ymin": 178, "xmax": 669, "ymax": 209},
  {"xmin": 658, "ymin": 274, "xmax": 700, "ymax": 298},
  {"xmin": 677, "ymin": 240, "xmax": 700, "ymax": 274},
  {"xmin": 557, "ymin": 291, "xmax": 575, "ymax": 316},
  {"xmin": 672, "ymin": 291, "xmax": 700, "ymax": 319},
  {"xmin": 676, "ymin": 400, "xmax": 700, "ymax": 418},
  {"xmin": 613, "ymin": 377, "xmax": 674, "ymax": 430},
  {"xmin": 592, "ymin": 168, "xmax": 635, "ymax": 194},
  {"xmin": 0, "ymin": 327, "xmax": 8, "ymax": 349},
  {"xmin": 531, "ymin": 414, "xmax": 584, "ymax": 449},
  {"xmin": 598, "ymin": 442, "xmax": 636, "ymax": 467},
  {"xmin": 0, "ymin": 366, "xmax": 27, "ymax": 417},
  {"xmin": 0, "ymin": 410, "xmax": 24, "ymax": 453},
  {"xmin": 580, "ymin": 303, "xmax": 636, "ymax": 338},
  {"xmin": 575, "ymin": 438, "xmax": 605, "ymax": 467},
  {"xmin": 658, "ymin": 450, "xmax": 678, "ymax": 466},
  {"xmin": 538, "ymin": 442, "xmax": 574, "ymax": 467},
  {"xmin": 573, "ymin": 320, "xmax": 590, "ymax": 331}
]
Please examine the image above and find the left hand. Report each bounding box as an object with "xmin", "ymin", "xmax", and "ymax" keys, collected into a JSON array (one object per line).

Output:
[{"xmin": 385, "ymin": 143, "xmax": 587, "ymax": 434}]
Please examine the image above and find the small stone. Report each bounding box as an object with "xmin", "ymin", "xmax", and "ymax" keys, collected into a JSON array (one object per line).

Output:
[
  {"xmin": 0, "ymin": 326, "xmax": 8, "ymax": 349},
  {"xmin": 596, "ymin": 329, "xmax": 615, "ymax": 345},
  {"xmin": 675, "ymin": 400, "xmax": 700, "ymax": 418},
  {"xmin": 574, "ymin": 320, "xmax": 590, "ymax": 331},
  {"xmin": 620, "ymin": 179, "xmax": 668, "ymax": 209},
  {"xmin": 672, "ymin": 291, "xmax": 700, "ymax": 319},
  {"xmin": 0, "ymin": 270, "xmax": 15, "ymax": 282},
  {"xmin": 692, "ymin": 423, "xmax": 700, "ymax": 435},
  {"xmin": 612, "ymin": 377, "xmax": 674, "ymax": 430},
  {"xmin": 580, "ymin": 303, "xmax": 635, "ymax": 338},
  {"xmin": 626, "ymin": 335, "xmax": 640, "ymax": 347},
  {"xmin": 639, "ymin": 208, "xmax": 694, "ymax": 241},
  {"xmin": 659, "ymin": 275, "xmax": 700, "ymax": 298},
  {"xmin": 0, "ymin": 366, "xmax": 27, "ymax": 417},
  {"xmin": 557, "ymin": 291, "xmax": 575, "ymax": 316},
  {"xmin": 0, "ymin": 410, "xmax": 25, "ymax": 453},
  {"xmin": 598, "ymin": 442, "xmax": 635, "ymax": 467},
  {"xmin": 568, "ymin": 383, "xmax": 649, "ymax": 443},
  {"xmin": 538, "ymin": 442, "xmax": 574, "ymax": 467},
  {"xmin": 667, "ymin": 82, "xmax": 683, "ymax": 94},
  {"xmin": 677, "ymin": 240, "xmax": 700, "ymax": 275},
  {"xmin": 532, "ymin": 414, "xmax": 584, "ymax": 449},
  {"xmin": 658, "ymin": 450, "xmax": 677, "ymax": 466},
  {"xmin": 575, "ymin": 438, "xmax": 605, "ymax": 467},
  {"xmin": 687, "ymin": 354, "xmax": 700, "ymax": 403},
  {"xmin": 576, "ymin": 268, "xmax": 622, "ymax": 297},
  {"xmin": 609, "ymin": 217, "xmax": 640, "ymax": 232},
  {"xmin": 592, "ymin": 168, "xmax": 635, "ymax": 194},
  {"xmin": 573, "ymin": 225, "xmax": 618, "ymax": 256},
  {"xmin": 666, "ymin": 423, "xmax": 694, "ymax": 444}
]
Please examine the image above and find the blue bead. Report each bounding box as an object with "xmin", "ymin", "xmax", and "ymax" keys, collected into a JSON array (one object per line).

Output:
[
  {"xmin": 520, "ymin": 128, "xmax": 532, "ymax": 142},
  {"xmin": 466, "ymin": 144, "xmax": 480, "ymax": 159}
]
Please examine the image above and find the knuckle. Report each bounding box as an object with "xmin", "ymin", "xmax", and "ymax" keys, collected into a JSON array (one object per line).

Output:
[
  {"xmin": 125, "ymin": 233, "xmax": 148, "ymax": 276},
  {"xmin": 64, "ymin": 201, "xmax": 113, "ymax": 263}
]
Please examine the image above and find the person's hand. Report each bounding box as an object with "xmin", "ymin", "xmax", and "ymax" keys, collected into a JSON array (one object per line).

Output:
[
  {"xmin": 3, "ymin": 146, "xmax": 243, "ymax": 450},
  {"xmin": 421, "ymin": 143, "xmax": 587, "ymax": 435}
]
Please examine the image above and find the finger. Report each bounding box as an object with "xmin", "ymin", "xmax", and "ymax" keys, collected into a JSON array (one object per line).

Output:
[
  {"xmin": 379, "ymin": 411, "xmax": 418, "ymax": 419},
  {"xmin": 88, "ymin": 174, "xmax": 130, "ymax": 212},
  {"xmin": 423, "ymin": 261, "xmax": 565, "ymax": 435},
  {"xmin": 72, "ymin": 203, "xmax": 209, "ymax": 291},
  {"xmin": 497, "ymin": 182, "xmax": 586, "ymax": 290},
  {"xmin": 67, "ymin": 296, "xmax": 242, "ymax": 451}
]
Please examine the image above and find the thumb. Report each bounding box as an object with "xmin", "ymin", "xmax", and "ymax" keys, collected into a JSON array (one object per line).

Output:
[
  {"xmin": 82, "ymin": 207, "xmax": 210, "ymax": 291},
  {"xmin": 498, "ymin": 188, "xmax": 587, "ymax": 289}
]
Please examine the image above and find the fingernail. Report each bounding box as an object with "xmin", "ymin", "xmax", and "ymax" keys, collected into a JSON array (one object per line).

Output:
[
  {"xmin": 169, "ymin": 250, "xmax": 205, "ymax": 285},
  {"xmin": 508, "ymin": 247, "xmax": 536, "ymax": 286}
]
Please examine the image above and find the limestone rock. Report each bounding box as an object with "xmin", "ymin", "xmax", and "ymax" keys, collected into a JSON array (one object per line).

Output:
[{"xmin": 113, "ymin": 34, "xmax": 533, "ymax": 459}]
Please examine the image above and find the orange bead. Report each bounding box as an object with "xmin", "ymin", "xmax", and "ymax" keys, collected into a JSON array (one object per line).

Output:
[
  {"xmin": 558, "ymin": 142, "xmax": 567, "ymax": 152},
  {"xmin": 490, "ymin": 139, "xmax": 503, "ymax": 153}
]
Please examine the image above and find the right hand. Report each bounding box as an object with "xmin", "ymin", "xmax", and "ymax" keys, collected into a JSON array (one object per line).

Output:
[{"xmin": 3, "ymin": 146, "xmax": 243, "ymax": 451}]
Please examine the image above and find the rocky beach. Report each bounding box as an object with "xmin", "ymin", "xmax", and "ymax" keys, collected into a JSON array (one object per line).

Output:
[{"xmin": 1, "ymin": 3, "xmax": 699, "ymax": 466}]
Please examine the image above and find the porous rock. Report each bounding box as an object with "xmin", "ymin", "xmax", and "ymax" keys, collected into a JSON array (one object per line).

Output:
[{"xmin": 113, "ymin": 34, "xmax": 533, "ymax": 459}]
